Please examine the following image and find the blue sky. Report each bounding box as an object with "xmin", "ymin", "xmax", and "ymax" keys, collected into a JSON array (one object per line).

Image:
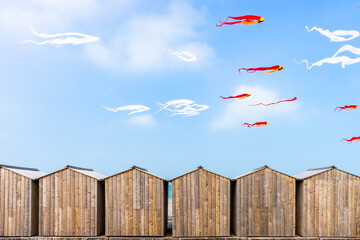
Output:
[{"xmin": 0, "ymin": 0, "xmax": 360, "ymax": 180}]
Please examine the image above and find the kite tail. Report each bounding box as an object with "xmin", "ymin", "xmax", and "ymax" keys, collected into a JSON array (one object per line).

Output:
[
  {"xmin": 156, "ymin": 102, "xmax": 166, "ymax": 113},
  {"xmin": 305, "ymin": 26, "xmax": 315, "ymax": 32},
  {"xmin": 216, "ymin": 21, "xmax": 225, "ymax": 27},
  {"xmin": 295, "ymin": 59, "xmax": 311, "ymax": 70},
  {"xmin": 219, "ymin": 96, "xmax": 226, "ymax": 99},
  {"xmin": 260, "ymin": 69, "xmax": 275, "ymax": 75},
  {"xmin": 334, "ymin": 107, "xmax": 339, "ymax": 112},
  {"xmin": 238, "ymin": 68, "xmax": 246, "ymax": 75},
  {"xmin": 243, "ymin": 123, "xmax": 251, "ymax": 128}
]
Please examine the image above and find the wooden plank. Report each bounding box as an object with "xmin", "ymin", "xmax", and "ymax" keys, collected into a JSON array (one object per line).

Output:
[
  {"xmin": 171, "ymin": 179, "xmax": 175, "ymax": 236},
  {"xmin": 215, "ymin": 175, "xmax": 220, "ymax": 236},
  {"xmin": 190, "ymin": 172, "xmax": 195, "ymax": 236},
  {"xmin": 0, "ymin": 169, "xmax": 3, "ymax": 236},
  {"xmin": 195, "ymin": 171, "xmax": 200, "ymax": 236},
  {"xmin": 157, "ymin": 178, "xmax": 162, "ymax": 236},
  {"xmin": 112, "ymin": 175, "xmax": 116, "ymax": 236},
  {"xmin": 356, "ymin": 175, "xmax": 360, "ymax": 236},
  {"xmin": 144, "ymin": 174, "xmax": 149, "ymax": 236},
  {"xmin": 183, "ymin": 173, "xmax": 187, "ymax": 236},
  {"xmin": 211, "ymin": 174, "xmax": 216, "ymax": 236},
  {"xmin": 153, "ymin": 174, "xmax": 158, "ymax": 236},
  {"xmin": 219, "ymin": 176, "xmax": 224, "ymax": 236},
  {"xmin": 58, "ymin": 171, "xmax": 63, "ymax": 235}
]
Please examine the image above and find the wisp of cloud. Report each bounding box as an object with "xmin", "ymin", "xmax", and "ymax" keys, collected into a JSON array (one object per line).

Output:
[
  {"xmin": 157, "ymin": 99, "xmax": 209, "ymax": 116},
  {"xmin": 306, "ymin": 26, "xmax": 359, "ymax": 42},
  {"xmin": 103, "ymin": 105, "xmax": 150, "ymax": 115},
  {"xmin": 22, "ymin": 27, "xmax": 99, "ymax": 47},
  {"xmin": 162, "ymin": 48, "xmax": 197, "ymax": 62},
  {"xmin": 298, "ymin": 45, "xmax": 360, "ymax": 69}
]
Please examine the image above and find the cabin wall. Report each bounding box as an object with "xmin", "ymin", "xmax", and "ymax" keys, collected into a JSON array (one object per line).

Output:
[
  {"xmin": 233, "ymin": 168, "xmax": 295, "ymax": 236},
  {"xmin": 296, "ymin": 169, "xmax": 360, "ymax": 237},
  {"xmin": 172, "ymin": 169, "xmax": 230, "ymax": 237},
  {"xmin": 105, "ymin": 169, "xmax": 166, "ymax": 236},
  {"xmin": 39, "ymin": 169, "xmax": 103, "ymax": 236},
  {"xmin": 0, "ymin": 168, "xmax": 37, "ymax": 236}
]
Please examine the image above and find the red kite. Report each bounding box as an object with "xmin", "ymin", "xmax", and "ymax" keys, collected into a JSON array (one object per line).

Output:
[
  {"xmin": 217, "ymin": 15, "xmax": 264, "ymax": 27},
  {"xmin": 220, "ymin": 93, "xmax": 250, "ymax": 100},
  {"xmin": 334, "ymin": 105, "xmax": 358, "ymax": 112},
  {"xmin": 250, "ymin": 97, "xmax": 297, "ymax": 106},
  {"xmin": 243, "ymin": 121, "xmax": 268, "ymax": 128},
  {"xmin": 238, "ymin": 65, "xmax": 284, "ymax": 75}
]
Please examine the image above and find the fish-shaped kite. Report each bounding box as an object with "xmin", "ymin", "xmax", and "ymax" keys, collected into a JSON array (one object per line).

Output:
[
  {"xmin": 238, "ymin": 65, "xmax": 284, "ymax": 75},
  {"xmin": 220, "ymin": 94, "xmax": 250, "ymax": 100},
  {"xmin": 342, "ymin": 136, "xmax": 360, "ymax": 143},
  {"xmin": 217, "ymin": 15, "xmax": 264, "ymax": 27},
  {"xmin": 334, "ymin": 105, "xmax": 358, "ymax": 112},
  {"xmin": 243, "ymin": 121, "xmax": 268, "ymax": 128}
]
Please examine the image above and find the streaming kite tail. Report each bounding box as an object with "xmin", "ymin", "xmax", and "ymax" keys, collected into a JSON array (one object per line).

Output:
[
  {"xmin": 219, "ymin": 96, "xmax": 226, "ymax": 99},
  {"xmin": 305, "ymin": 26, "xmax": 316, "ymax": 32},
  {"xmin": 295, "ymin": 59, "xmax": 311, "ymax": 70},
  {"xmin": 249, "ymin": 103, "xmax": 264, "ymax": 106},
  {"xmin": 243, "ymin": 123, "xmax": 251, "ymax": 128},
  {"xmin": 334, "ymin": 107, "xmax": 340, "ymax": 112},
  {"xmin": 216, "ymin": 21, "xmax": 225, "ymax": 27},
  {"xmin": 260, "ymin": 70, "xmax": 272, "ymax": 75},
  {"xmin": 156, "ymin": 102, "xmax": 165, "ymax": 113}
]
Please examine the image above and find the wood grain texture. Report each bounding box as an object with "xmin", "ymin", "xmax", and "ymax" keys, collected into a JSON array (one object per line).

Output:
[
  {"xmin": 105, "ymin": 169, "xmax": 167, "ymax": 236},
  {"xmin": 171, "ymin": 168, "xmax": 230, "ymax": 237},
  {"xmin": 38, "ymin": 168, "xmax": 104, "ymax": 236},
  {"xmin": 232, "ymin": 168, "xmax": 296, "ymax": 237},
  {"xmin": 0, "ymin": 168, "xmax": 39, "ymax": 236},
  {"xmin": 296, "ymin": 169, "xmax": 360, "ymax": 237}
]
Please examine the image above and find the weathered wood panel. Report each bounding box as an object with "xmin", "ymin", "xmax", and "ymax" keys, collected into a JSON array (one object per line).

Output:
[
  {"xmin": 172, "ymin": 168, "xmax": 230, "ymax": 237},
  {"xmin": 232, "ymin": 168, "xmax": 295, "ymax": 237},
  {"xmin": 39, "ymin": 168, "xmax": 104, "ymax": 236},
  {"xmin": 0, "ymin": 168, "xmax": 38, "ymax": 236},
  {"xmin": 105, "ymin": 169, "xmax": 168, "ymax": 236},
  {"xmin": 296, "ymin": 169, "xmax": 360, "ymax": 237}
]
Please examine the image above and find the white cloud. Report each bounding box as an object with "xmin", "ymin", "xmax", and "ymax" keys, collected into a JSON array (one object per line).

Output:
[
  {"xmin": 103, "ymin": 105, "xmax": 150, "ymax": 115},
  {"xmin": 84, "ymin": 2, "xmax": 214, "ymax": 71},
  {"xmin": 22, "ymin": 27, "xmax": 99, "ymax": 46},
  {"xmin": 157, "ymin": 99, "xmax": 209, "ymax": 117},
  {"xmin": 162, "ymin": 48, "xmax": 197, "ymax": 62},
  {"xmin": 212, "ymin": 85, "xmax": 300, "ymax": 130},
  {"xmin": 127, "ymin": 114, "xmax": 156, "ymax": 127}
]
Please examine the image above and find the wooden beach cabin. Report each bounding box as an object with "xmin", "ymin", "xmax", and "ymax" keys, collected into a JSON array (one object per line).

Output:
[
  {"xmin": 171, "ymin": 166, "xmax": 230, "ymax": 237},
  {"xmin": 231, "ymin": 165, "xmax": 296, "ymax": 237},
  {"xmin": 0, "ymin": 164, "xmax": 46, "ymax": 236},
  {"xmin": 104, "ymin": 166, "xmax": 168, "ymax": 236},
  {"xmin": 294, "ymin": 166, "xmax": 360, "ymax": 237},
  {"xmin": 38, "ymin": 165, "xmax": 106, "ymax": 236}
]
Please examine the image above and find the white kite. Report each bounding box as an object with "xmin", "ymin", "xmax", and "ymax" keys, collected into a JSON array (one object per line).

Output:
[
  {"xmin": 298, "ymin": 44, "xmax": 360, "ymax": 69},
  {"xmin": 305, "ymin": 26, "xmax": 359, "ymax": 42},
  {"xmin": 162, "ymin": 48, "xmax": 197, "ymax": 62},
  {"xmin": 157, "ymin": 99, "xmax": 209, "ymax": 116},
  {"xmin": 103, "ymin": 105, "xmax": 150, "ymax": 115},
  {"xmin": 22, "ymin": 27, "xmax": 99, "ymax": 47}
]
